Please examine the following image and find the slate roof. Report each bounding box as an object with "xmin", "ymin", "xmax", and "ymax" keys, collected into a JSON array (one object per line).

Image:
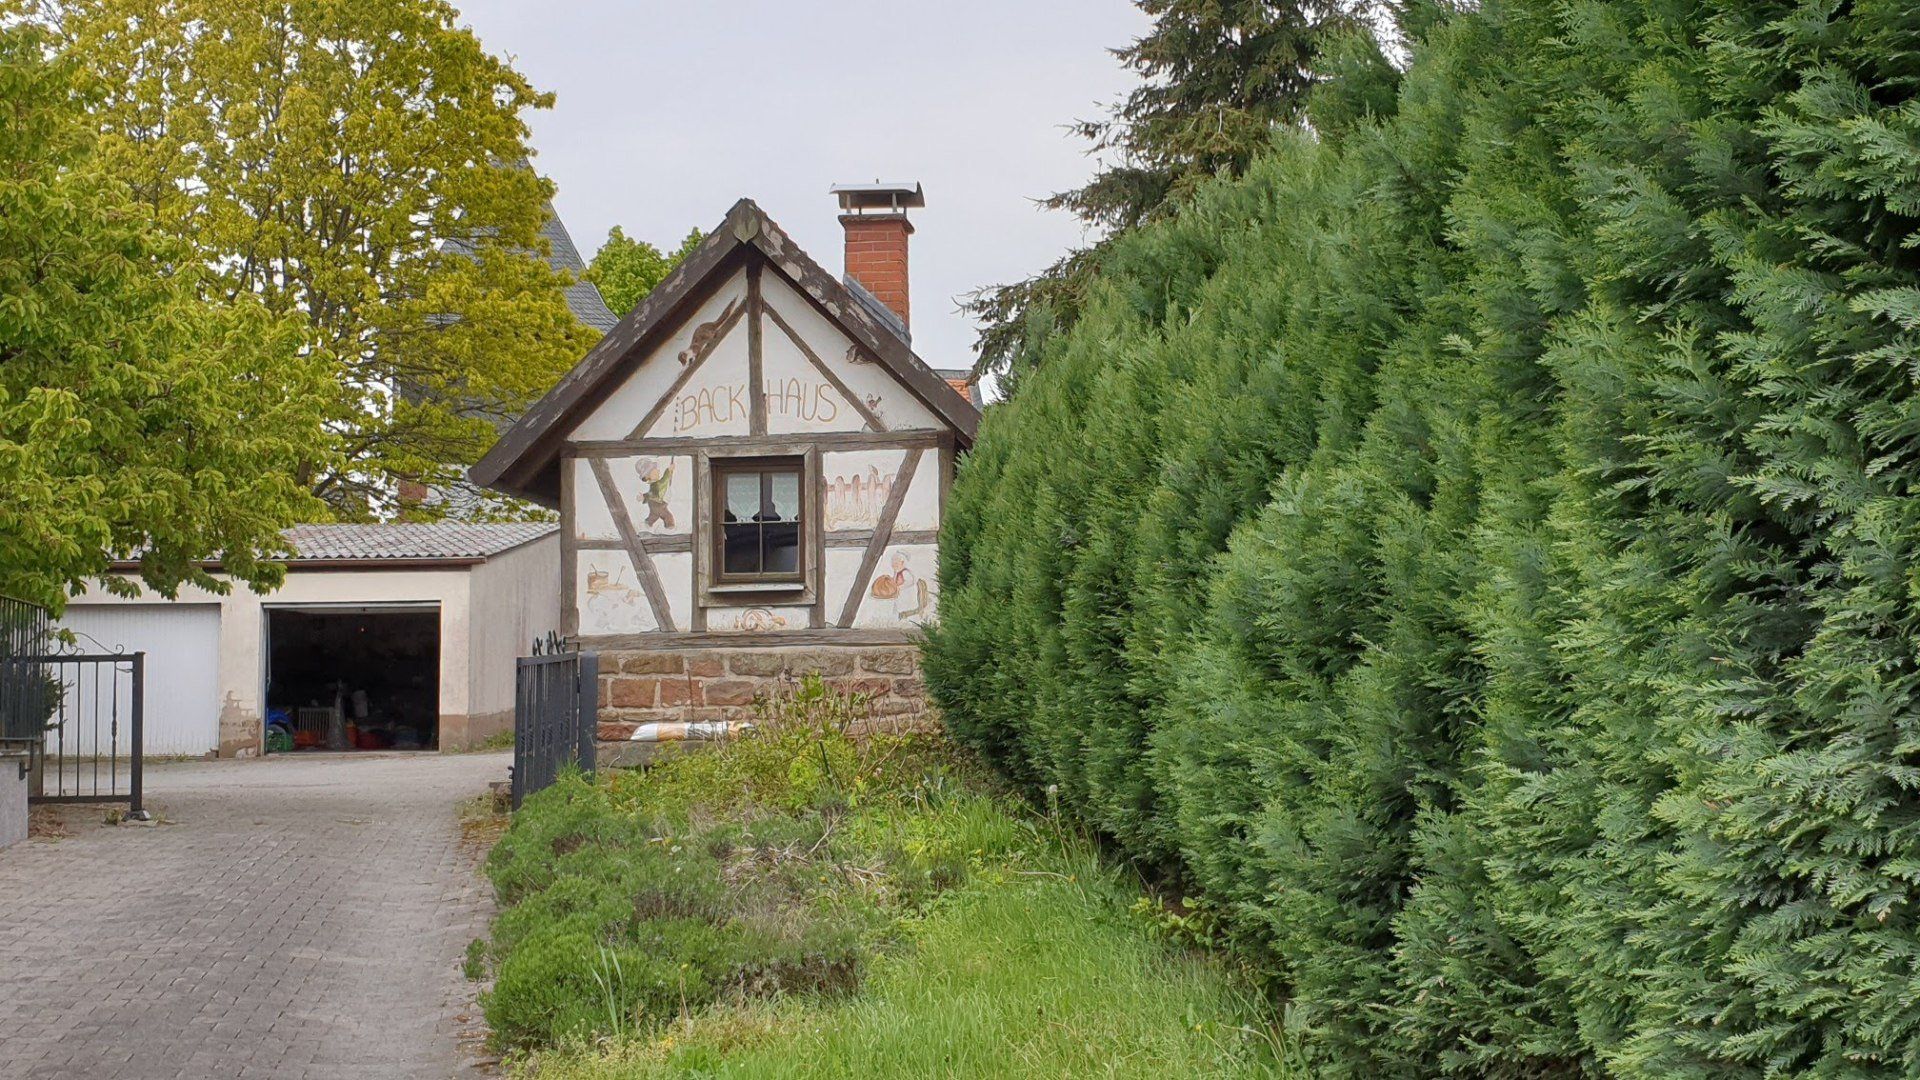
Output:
[
  {"xmin": 442, "ymin": 202, "xmax": 618, "ymax": 332},
  {"xmin": 540, "ymin": 210, "xmax": 620, "ymax": 331},
  {"xmin": 281, "ymin": 523, "xmax": 557, "ymax": 563}
]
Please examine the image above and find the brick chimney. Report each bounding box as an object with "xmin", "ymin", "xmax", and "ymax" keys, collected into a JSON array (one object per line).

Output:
[{"xmin": 832, "ymin": 182, "xmax": 924, "ymax": 330}]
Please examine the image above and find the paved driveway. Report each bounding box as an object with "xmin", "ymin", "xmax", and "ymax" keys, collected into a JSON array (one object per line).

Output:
[{"xmin": 0, "ymin": 752, "xmax": 509, "ymax": 1080}]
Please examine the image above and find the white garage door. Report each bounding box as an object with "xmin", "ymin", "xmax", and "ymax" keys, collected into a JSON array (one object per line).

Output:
[{"xmin": 56, "ymin": 605, "xmax": 222, "ymax": 756}]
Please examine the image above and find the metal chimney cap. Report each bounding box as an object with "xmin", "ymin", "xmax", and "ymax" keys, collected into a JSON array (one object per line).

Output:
[{"xmin": 831, "ymin": 181, "xmax": 925, "ymax": 213}]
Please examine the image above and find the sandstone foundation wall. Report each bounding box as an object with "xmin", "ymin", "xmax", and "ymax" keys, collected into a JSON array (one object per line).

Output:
[{"xmin": 594, "ymin": 645, "xmax": 930, "ymax": 755}]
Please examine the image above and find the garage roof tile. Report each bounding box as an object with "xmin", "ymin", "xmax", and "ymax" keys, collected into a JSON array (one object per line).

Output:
[{"xmin": 282, "ymin": 522, "xmax": 557, "ymax": 563}]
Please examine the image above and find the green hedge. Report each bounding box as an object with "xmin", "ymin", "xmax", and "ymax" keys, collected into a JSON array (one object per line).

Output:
[{"xmin": 924, "ymin": 0, "xmax": 1920, "ymax": 1075}]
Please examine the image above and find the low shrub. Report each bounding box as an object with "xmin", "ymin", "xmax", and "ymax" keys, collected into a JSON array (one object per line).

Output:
[
  {"xmin": 478, "ymin": 678, "xmax": 1002, "ymax": 1052},
  {"xmin": 483, "ymin": 779, "xmax": 883, "ymax": 1049}
]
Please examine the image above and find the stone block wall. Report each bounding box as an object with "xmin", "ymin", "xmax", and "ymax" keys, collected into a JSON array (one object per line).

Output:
[{"xmin": 594, "ymin": 644, "xmax": 931, "ymax": 751}]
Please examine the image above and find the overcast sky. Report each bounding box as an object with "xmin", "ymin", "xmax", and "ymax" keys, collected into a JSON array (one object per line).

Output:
[{"xmin": 450, "ymin": 1, "xmax": 1152, "ymax": 371}]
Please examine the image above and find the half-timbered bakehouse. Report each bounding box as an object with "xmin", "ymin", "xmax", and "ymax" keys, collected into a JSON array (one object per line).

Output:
[{"xmin": 471, "ymin": 186, "xmax": 979, "ymax": 751}]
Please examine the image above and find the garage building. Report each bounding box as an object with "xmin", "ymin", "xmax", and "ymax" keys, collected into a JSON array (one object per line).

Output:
[{"xmin": 60, "ymin": 523, "xmax": 559, "ymax": 757}]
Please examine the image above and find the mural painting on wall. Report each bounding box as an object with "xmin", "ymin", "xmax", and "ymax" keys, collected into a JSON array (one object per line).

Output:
[
  {"xmin": 668, "ymin": 378, "xmax": 850, "ymax": 434},
  {"xmin": 583, "ymin": 560, "xmax": 649, "ymax": 630},
  {"xmin": 870, "ymin": 551, "xmax": 933, "ymax": 623},
  {"xmin": 679, "ymin": 298, "xmax": 740, "ymax": 365},
  {"xmin": 634, "ymin": 457, "xmax": 675, "ymax": 530},
  {"xmin": 825, "ymin": 464, "xmax": 896, "ymax": 529},
  {"xmin": 714, "ymin": 607, "xmax": 793, "ymax": 633}
]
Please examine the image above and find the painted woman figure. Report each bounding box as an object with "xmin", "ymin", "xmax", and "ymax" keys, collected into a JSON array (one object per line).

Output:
[
  {"xmin": 872, "ymin": 552, "xmax": 930, "ymax": 621},
  {"xmin": 635, "ymin": 458, "xmax": 675, "ymax": 529}
]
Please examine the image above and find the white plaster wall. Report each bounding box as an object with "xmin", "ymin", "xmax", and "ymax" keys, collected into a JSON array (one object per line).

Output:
[
  {"xmin": 760, "ymin": 331, "xmax": 864, "ymax": 435},
  {"xmin": 762, "ymin": 274, "xmax": 941, "ymax": 432},
  {"xmin": 572, "ymin": 458, "xmax": 620, "ymax": 541},
  {"xmin": 649, "ymin": 327, "xmax": 753, "ymax": 438},
  {"xmin": 571, "ymin": 271, "xmax": 748, "ymax": 441},
  {"xmin": 844, "ymin": 543, "xmax": 940, "ymax": 630},
  {"xmin": 654, "ymin": 551, "xmax": 695, "ymax": 632},
  {"xmin": 575, "ymin": 549, "xmax": 657, "ymax": 635},
  {"xmin": 575, "ymin": 455, "xmax": 694, "ymax": 538},
  {"xmin": 821, "ymin": 449, "xmax": 941, "ymax": 532},
  {"xmin": 705, "ymin": 605, "xmax": 812, "ymax": 633},
  {"xmin": 466, "ymin": 533, "xmax": 562, "ymax": 723}
]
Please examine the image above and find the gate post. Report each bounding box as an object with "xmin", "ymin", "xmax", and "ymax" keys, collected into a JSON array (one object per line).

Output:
[
  {"xmin": 577, "ymin": 652, "xmax": 598, "ymax": 775},
  {"xmin": 129, "ymin": 652, "xmax": 149, "ymax": 821}
]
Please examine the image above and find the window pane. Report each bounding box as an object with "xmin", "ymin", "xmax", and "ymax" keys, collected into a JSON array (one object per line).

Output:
[
  {"xmin": 762, "ymin": 522, "xmax": 800, "ymax": 575},
  {"xmin": 722, "ymin": 524, "xmax": 760, "ymax": 575},
  {"xmin": 725, "ymin": 473, "xmax": 759, "ymax": 522},
  {"xmin": 766, "ymin": 471, "xmax": 801, "ymax": 521}
]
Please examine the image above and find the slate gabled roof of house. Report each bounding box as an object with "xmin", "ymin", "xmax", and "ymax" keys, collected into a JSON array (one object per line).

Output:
[
  {"xmin": 281, "ymin": 523, "xmax": 558, "ymax": 563},
  {"xmin": 540, "ymin": 211, "xmax": 620, "ymax": 331},
  {"xmin": 442, "ymin": 203, "xmax": 619, "ymax": 332}
]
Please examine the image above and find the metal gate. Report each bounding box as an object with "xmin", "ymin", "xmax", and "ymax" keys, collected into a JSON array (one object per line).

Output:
[
  {"xmin": 512, "ymin": 633, "xmax": 598, "ymax": 809},
  {"xmin": 0, "ymin": 597, "xmax": 147, "ymax": 817}
]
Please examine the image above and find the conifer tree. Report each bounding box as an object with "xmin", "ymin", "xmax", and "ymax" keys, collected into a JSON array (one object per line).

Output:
[
  {"xmin": 929, "ymin": 0, "xmax": 1920, "ymax": 1073},
  {"xmin": 963, "ymin": 0, "xmax": 1372, "ymax": 388}
]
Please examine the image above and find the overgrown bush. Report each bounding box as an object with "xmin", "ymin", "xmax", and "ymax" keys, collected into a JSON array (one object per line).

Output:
[
  {"xmin": 478, "ymin": 678, "xmax": 1015, "ymax": 1051},
  {"xmin": 926, "ymin": 0, "xmax": 1920, "ymax": 1075}
]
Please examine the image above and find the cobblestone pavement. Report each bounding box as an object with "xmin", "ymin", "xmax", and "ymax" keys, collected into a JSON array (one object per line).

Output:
[{"xmin": 0, "ymin": 752, "xmax": 510, "ymax": 1080}]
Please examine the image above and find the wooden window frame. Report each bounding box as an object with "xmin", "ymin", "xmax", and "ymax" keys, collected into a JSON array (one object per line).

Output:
[{"xmin": 709, "ymin": 454, "xmax": 809, "ymax": 589}]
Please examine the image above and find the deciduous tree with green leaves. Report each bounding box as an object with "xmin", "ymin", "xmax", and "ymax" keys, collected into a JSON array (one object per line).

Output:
[
  {"xmin": 0, "ymin": 20, "xmax": 330, "ymax": 612},
  {"xmin": 41, "ymin": 0, "xmax": 598, "ymax": 518},
  {"xmin": 587, "ymin": 226, "xmax": 704, "ymax": 318}
]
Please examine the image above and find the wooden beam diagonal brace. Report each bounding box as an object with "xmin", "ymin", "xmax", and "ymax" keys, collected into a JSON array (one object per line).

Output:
[
  {"xmin": 590, "ymin": 456, "xmax": 677, "ymax": 632},
  {"xmin": 626, "ymin": 297, "xmax": 746, "ymax": 441},
  {"xmin": 763, "ymin": 303, "xmax": 888, "ymax": 433}
]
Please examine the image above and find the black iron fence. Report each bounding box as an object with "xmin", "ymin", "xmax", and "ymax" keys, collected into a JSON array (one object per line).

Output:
[
  {"xmin": 0, "ymin": 595, "xmax": 51, "ymax": 742},
  {"xmin": 512, "ymin": 634, "xmax": 598, "ymax": 809},
  {"xmin": 0, "ymin": 596, "xmax": 147, "ymax": 817}
]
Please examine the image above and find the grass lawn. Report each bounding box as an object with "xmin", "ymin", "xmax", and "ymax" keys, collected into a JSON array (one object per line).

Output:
[{"xmin": 475, "ymin": 679, "xmax": 1298, "ymax": 1078}]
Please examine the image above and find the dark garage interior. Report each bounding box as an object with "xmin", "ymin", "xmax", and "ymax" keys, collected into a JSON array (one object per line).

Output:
[{"xmin": 265, "ymin": 607, "xmax": 440, "ymax": 752}]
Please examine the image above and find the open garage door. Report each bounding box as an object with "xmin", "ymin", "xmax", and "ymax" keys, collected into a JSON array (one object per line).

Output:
[
  {"xmin": 265, "ymin": 606, "xmax": 440, "ymax": 752},
  {"xmin": 56, "ymin": 604, "xmax": 221, "ymax": 757}
]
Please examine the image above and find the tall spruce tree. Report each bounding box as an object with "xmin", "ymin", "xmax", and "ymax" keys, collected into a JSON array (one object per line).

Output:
[{"xmin": 964, "ymin": 0, "xmax": 1375, "ymax": 388}]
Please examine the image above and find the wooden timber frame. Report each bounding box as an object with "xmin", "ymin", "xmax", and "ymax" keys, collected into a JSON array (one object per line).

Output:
[
  {"xmin": 472, "ymin": 198, "xmax": 976, "ymax": 507},
  {"xmin": 558, "ymin": 430, "xmax": 953, "ymax": 639},
  {"xmin": 493, "ymin": 198, "xmax": 978, "ymax": 650}
]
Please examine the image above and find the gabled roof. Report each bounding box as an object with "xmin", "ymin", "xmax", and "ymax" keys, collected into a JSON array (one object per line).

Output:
[
  {"xmin": 471, "ymin": 199, "xmax": 981, "ymax": 506},
  {"xmin": 442, "ymin": 202, "xmax": 618, "ymax": 332},
  {"xmin": 539, "ymin": 210, "xmax": 620, "ymax": 331}
]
